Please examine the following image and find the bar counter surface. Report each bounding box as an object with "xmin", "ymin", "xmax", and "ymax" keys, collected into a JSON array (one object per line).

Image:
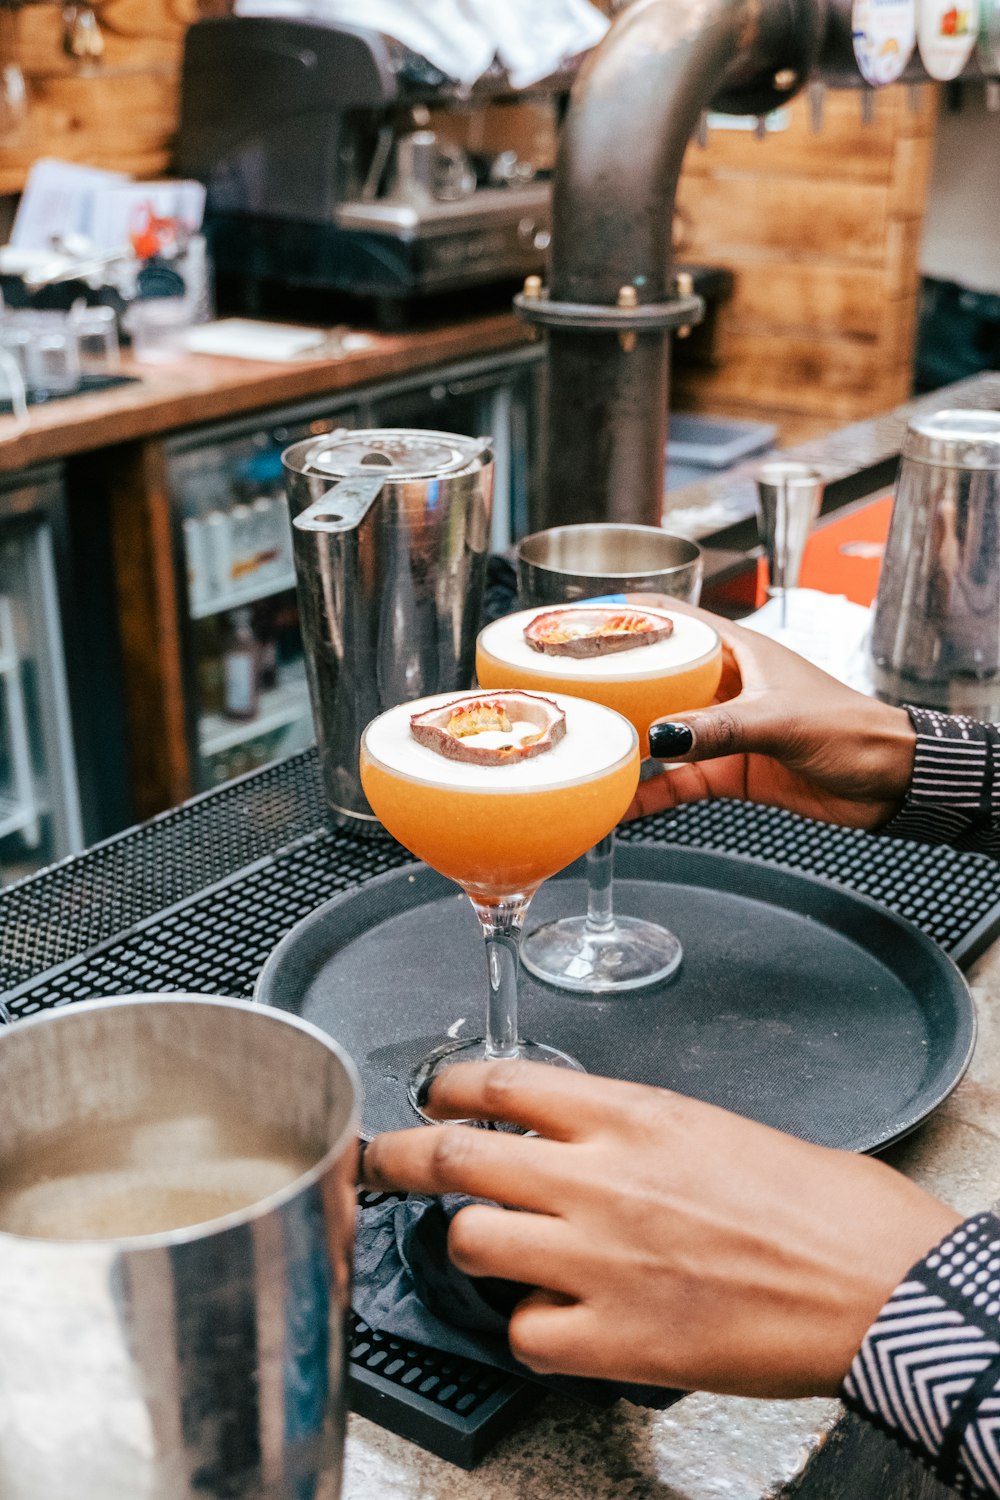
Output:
[
  {"xmin": 5, "ymin": 745, "xmax": 995, "ymax": 1500},
  {"xmin": 4, "ymin": 346, "xmax": 1000, "ymax": 1487},
  {"xmin": 0, "ymin": 312, "xmax": 535, "ymax": 472}
]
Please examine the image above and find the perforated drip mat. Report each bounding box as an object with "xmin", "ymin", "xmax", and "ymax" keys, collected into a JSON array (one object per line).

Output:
[
  {"xmin": 351, "ymin": 1191, "xmax": 537, "ymax": 1465},
  {"xmin": 618, "ymin": 801, "xmax": 1000, "ymax": 965},
  {"xmin": 3, "ymin": 747, "xmax": 1000, "ymax": 1466}
]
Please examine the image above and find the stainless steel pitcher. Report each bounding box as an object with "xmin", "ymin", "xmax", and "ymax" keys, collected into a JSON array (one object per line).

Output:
[
  {"xmin": 869, "ymin": 410, "xmax": 1000, "ymax": 717},
  {"xmin": 0, "ymin": 993, "xmax": 360, "ymax": 1500},
  {"xmin": 282, "ymin": 429, "xmax": 494, "ymax": 830}
]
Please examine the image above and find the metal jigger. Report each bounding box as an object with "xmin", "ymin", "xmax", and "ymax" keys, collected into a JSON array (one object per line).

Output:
[{"xmin": 754, "ymin": 461, "xmax": 826, "ymax": 627}]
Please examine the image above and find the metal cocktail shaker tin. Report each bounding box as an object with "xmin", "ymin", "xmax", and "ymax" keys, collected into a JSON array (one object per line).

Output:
[
  {"xmin": 282, "ymin": 429, "xmax": 494, "ymax": 831},
  {"xmin": 0, "ymin": 993, "xmax": 360, "ymax": 1500},
  {"xmin": 516, "ymin": 523, "xmax": 703, "ymax": 606},
  {"xmin": 754, "ymin": 461, "xmax": 825, "ymax": 626},
  {"xmin": 869, "ymin": 409, "xmax": 1000, "ymax": 717}
]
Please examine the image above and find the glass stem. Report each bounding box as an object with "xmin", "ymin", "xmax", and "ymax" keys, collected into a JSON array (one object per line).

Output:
[
  {"xmin": 585, "ymin": 832, "xmax": 616, "ymax": 934},
  {"xmin": 471, "ymin": 897, "xmax": 528, "ymax": 1061}
]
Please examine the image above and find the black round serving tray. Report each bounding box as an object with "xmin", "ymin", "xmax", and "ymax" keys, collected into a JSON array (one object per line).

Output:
[{"xmin": 254, "ymin": 844, "xmax": 975, "ymax": 1151}]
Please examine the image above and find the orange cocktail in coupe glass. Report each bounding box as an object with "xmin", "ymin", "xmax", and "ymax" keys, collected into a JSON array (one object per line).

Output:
[
  {"xmin": 360, "ymin": 687, "xmax": 639, "ymax": 1117},
  {"xmin": 476, "ymin": 603, "xmax": 722, "ymax": 993}
]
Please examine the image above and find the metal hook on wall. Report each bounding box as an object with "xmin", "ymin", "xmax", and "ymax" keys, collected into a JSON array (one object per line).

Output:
[
  {"xmin": 0, "ymin": 3, "xmax": 26, "ymax": 140},
  {"xmin": 61, "ymin": 2, "xmax": 104, "ymax": 63}
]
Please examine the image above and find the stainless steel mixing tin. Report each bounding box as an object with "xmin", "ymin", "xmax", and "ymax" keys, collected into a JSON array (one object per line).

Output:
[
  {"xmin": 282, "ymin": 428, "xmax": 494, "ymax": 830},
  {"xmin": 516, "ymin": 522, "xmax": 702, "ymax": 606},
  {"xmin": 870, "ymin": 410, "xmax": 1000, "ymax": 716},
  {"xmin": 0, "ymin": 993, "xmax": 360, "ymax": 1500}
]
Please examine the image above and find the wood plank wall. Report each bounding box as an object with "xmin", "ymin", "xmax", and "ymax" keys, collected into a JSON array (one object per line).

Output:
[
  {"xmin": 673, "ymin": 84, "xmax": 939, "ymax": 433},
  {"xmin": 0, "ymin": 0, "xmax": 195, "ymax": 195}
]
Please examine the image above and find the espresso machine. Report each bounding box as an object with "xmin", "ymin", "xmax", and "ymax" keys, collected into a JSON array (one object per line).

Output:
[{"xmin": 176, "ymin": 18, "xmax": 560, "ymax": 321}]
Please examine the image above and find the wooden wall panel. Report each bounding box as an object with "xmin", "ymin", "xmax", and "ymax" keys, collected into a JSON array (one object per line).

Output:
[
  {"xmin": 678, "ymin": 175, "xmax": 893, "ymax": 263},
  {"xmin": 0, "ymin": 0, "xmax": 195, "ymax": 194},
  {"xmin": 674, "ymin": 82, "xmax": 939, "ymax": 431},
  {"xmin": 720, "ymin": 263, "xmax": 888, "ymax": 339},
  {"xmin": 682, "ymin": 85, "xmax": 937, "ymax": 181},
  {"xmin": 676, "ymin": 327, "xmax": 911, "ymax": 419}
]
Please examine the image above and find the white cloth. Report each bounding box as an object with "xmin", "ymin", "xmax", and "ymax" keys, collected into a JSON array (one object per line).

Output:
[
  {"xmin": 740, "ymin": 588, "xmax": 876, "ymax": 697},
  {"xmin": 232, "ymin": 0, "xmax": 609, "ymax": 87}
]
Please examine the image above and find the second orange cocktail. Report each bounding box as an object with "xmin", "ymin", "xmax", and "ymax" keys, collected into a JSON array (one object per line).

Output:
[{"xmin": 477, "ymin": 603, "xmax": 722, "ymax": 993}]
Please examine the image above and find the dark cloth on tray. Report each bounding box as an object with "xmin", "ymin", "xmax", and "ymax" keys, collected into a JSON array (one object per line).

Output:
[{"xmin": 352, "ymin": 1192, "xmax": 683, "ymax": 1411}]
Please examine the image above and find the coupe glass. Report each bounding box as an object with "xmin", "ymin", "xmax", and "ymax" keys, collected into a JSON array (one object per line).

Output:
[
  {"xmin": 359, "ymin": 689, "xmax": 640, "ymax": 1119},
  {"xmin": 476, "ymin": 604, "xmax": 722, "ymax": 993}
]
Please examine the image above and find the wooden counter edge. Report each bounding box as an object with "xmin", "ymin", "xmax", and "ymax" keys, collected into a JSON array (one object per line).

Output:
[{"xmin": 0, "ymin": 314, "xmax": 536, "ymax": 475}]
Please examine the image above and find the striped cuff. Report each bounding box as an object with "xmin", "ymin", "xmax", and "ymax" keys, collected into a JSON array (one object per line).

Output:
[
  {"xmin": 842, "ymin": 1212, "xmax": 1000, "ymax": 1497},
  {"xmin": 880, "ymin": 707, "xmax": 1000, "ymax": 854}
]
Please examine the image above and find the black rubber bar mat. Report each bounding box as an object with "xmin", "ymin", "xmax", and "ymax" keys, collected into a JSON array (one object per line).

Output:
[{"xmin": 0, "ymin": 746, "xmax": 998, "ymax": 1467}]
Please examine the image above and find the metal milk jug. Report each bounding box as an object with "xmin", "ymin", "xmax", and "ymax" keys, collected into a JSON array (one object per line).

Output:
[
  {"xmin": 869, "ymin": 410, "xmax": 1000, "ymax": 717},
  {"xmin": 281, "ymin": 429, "xmax": 494, "ymax": 830}
]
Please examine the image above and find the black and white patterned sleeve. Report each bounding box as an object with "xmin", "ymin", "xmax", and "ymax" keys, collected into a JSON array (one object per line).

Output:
[
  {"xmin": 842, "ymin": 1213, "xmax": 1000, "ymax": 1497},
  {"xmin": 880, "ymin": 708, "xmax": 1000, "ymax": 857}
]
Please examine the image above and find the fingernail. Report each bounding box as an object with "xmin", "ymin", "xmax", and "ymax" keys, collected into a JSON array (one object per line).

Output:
[
  {"xmin": 415, "ymin": 1075, "xmax": 434, "ymax": 1110},
  {"xmin": 649, "ymin": 722, "xmax": 693, "ymax": 758}
]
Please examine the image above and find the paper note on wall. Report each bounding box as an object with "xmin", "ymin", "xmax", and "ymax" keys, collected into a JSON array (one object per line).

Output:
[{"xmin": 9, "ymin": 158, "xmax": 126, "ymax": 251}]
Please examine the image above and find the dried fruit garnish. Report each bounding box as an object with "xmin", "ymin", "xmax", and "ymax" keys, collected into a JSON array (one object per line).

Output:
[
  {"xmin": 410, "ymin": 691, "xmax": 566, "ymax": 765},
  {"xmin": 524, "ymin": 607, "xmax": 674, "ymax": 659}
]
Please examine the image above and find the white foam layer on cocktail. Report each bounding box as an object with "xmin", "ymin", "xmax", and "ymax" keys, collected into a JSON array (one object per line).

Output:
[
  {"xmin": 364, "ymin": 691, "xmax": 635, "ymax": 790},
  {"xmin": 480, "ymin": 606, "xmax": 719, "ymax": 680}
]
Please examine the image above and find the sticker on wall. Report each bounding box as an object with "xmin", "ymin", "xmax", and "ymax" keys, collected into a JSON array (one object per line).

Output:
[
  {"xmin": 980, "ymin": 0, "xmax": 1000, "ymax": 71},
  {"xmin": 917, "ymin": 0, "xmax": 980, "ymax": 77},
  {"xmin": 852, "ymin": 0, "xmax": 917, "ymax": 84}
]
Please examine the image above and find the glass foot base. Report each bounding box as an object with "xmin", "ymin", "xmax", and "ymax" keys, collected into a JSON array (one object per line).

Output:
[
  {"xmin": 408, "ymin": 1037, "xmax": 584, "ymax": 1127},
  {"xmin": 521, "ymin": 915, "xmax": 682, "ymax": 994}
]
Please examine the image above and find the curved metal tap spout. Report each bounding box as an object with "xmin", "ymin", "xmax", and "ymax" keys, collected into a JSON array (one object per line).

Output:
[{"xmin": 537, "ymin": 0, "xmax": 826, "ymax": 532}]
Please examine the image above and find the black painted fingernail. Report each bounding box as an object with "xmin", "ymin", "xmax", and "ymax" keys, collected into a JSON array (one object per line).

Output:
[
  {"xmin": 648, "ymin": 722, "xmax": 693, "ymax": 758},
  {"xmin": 355, "ymin": 1137, "xmax": 369, "ymax": 1185},
  {"xmin": 415, "ymin": 1075, "xmax": 434, "ymax": 1110}
]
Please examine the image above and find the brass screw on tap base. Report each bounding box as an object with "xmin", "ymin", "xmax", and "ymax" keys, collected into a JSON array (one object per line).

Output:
[
  {"xmin": 522, "ymin": 275, "xmax": 543, "ymax": 339},
  {"xmin": 617, "ymin": 284, "xmax": 638, "ymax": 353},
  {"xmin": 676, "ymin": 270, "xmax": 694, "ymax": 339}
]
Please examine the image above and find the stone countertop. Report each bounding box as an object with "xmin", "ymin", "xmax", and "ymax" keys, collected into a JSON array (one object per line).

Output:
[
  {"xmin": 0, "ymin": 312, "xmax": 534, "ymax": 475},
  {"xmin": 340, "ymin": 937, "xmax": 1000, "ymax": 1500}
]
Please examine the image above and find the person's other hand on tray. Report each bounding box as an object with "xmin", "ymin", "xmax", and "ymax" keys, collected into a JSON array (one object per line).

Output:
[
  {"xmin": 621, "ymin": 596, "xmax": 917, "ymax": 831},
  {"xmin": 361, "ymin": 1060, "xmax": 959, "ymax": 1397}
]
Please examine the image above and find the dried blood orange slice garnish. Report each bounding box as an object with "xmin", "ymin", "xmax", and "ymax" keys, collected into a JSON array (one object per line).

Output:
[
  {"xmin": 524, "ymin": 607, "xmax": 674, "ymax": 659},
  {"xmin": 410, "ymin": 691, "xmax": 566, "ymax": 765}
]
